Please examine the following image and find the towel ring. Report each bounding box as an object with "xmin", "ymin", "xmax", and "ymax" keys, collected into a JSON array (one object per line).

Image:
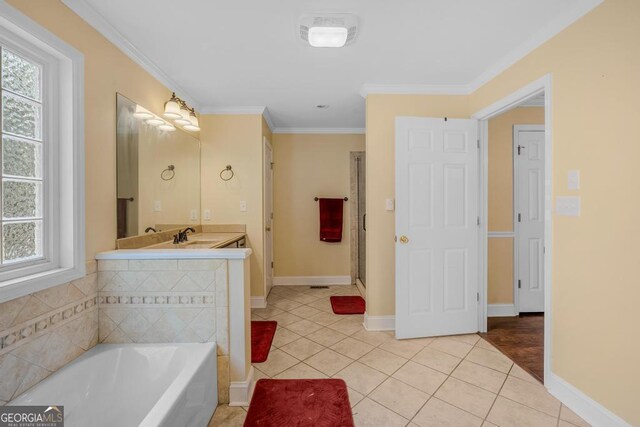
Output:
[
  {"xmin": 220, "ymin": 165, "xmax": 234, "ymax": 181},
  {"xmin": 161, "ymin": 165, "xmax": 175, "ymax": 181}
]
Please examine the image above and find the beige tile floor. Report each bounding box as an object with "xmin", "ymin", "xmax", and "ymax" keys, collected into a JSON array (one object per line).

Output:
[{"xmin": 209, "ymin": 285, "xmax": 590, "ymax": 427}]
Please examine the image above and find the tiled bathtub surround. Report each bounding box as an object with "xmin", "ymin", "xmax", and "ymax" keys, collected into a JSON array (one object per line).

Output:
[
  {"xmin": 0, "ymin": 261, "xmax": 99, "ymax": 405},
  {"xmin": 97, "ymin": 258, "xmax": 231, "ymax": 402}
]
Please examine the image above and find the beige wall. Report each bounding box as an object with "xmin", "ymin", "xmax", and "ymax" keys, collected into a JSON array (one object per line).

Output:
[
  {"xmin": 487, "ymin": 107, "xmax": 544, "ymax": 304},
  {"xmin": 200, "ymin": 115, "xmax": 266, "ymax": 297},
  {"xmin": 272, "ymin": 134, "xmax": 365, "ymax": 278},
  {"xmin": 7, "ymin": 0, "xmax": 178, "ymax": 260},
  {"xmin": 366, "ymin": 1, "xmax": 639, "ymax": 422}
]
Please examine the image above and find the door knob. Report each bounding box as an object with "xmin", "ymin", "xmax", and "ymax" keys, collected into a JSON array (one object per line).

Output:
[
  {"xmin": 399, "ymin": 235, "xmax": 409, "ymax": 244},
  {"xmin": 265, "ymin": 227, "xmax": 271, "ymax": 232}
]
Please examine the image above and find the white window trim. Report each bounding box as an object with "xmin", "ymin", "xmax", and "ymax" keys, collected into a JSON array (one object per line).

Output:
[{"xmin": 0, "ymin": 2, "xmax": 85, "ymax": 303}]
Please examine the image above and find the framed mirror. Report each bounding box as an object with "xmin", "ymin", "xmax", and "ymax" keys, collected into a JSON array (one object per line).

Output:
[{"xmin": 116, "ymin": 93, "xmax": 200, "ymax": 239}]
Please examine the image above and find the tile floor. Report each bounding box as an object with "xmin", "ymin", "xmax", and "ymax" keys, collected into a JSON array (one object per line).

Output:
[{"xmin": 209, "ymin": 285, "xmax": 590, "ymax": 427}]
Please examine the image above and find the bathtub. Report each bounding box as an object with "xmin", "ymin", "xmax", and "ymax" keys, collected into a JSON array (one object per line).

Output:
[{"xmin": 9, "ymin": 343, "xmax": 218, "ymax": 427}]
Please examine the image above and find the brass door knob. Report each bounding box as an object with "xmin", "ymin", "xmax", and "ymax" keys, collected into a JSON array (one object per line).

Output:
[
  {"xmin": 399, "ymin": 235, "xmax": 409, "ymax": 244},
  {"xmin": 265, "ymin": 227, "xmax": 271, "ymax": 232}
]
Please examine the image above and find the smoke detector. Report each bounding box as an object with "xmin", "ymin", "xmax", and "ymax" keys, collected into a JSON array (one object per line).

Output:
[{"xmin": 299, "ymin": 13, "xmax": 358, "ymax": 48}]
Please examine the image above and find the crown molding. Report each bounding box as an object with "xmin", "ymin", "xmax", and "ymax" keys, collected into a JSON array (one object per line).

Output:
[
  {"xmin": 273, "ymin": 127, "xmax": 365, "ymax": 135},
  {"xmin": 360, "ymin": 83, "xmax": 471, "ymax": 98},
  {"xmin": 362, "ymin": 0, "xmax": 603, "ymax": 98},
  {"xmin": 61, "ymin": 0, "xmax": 200, "ymax": 110},
  {"xmin": 467, "ymin": 0, "xmax": 603, "ymax": 93}
]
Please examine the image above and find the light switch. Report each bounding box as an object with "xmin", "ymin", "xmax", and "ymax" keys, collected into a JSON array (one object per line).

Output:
[
  {"xmin": 154, "ymin": 200, "xmax": 161, "ymax": 212},
  {"xmin": 240, "ymin": 201, "xmax": 247, "ymax": 212},
  {"xmin": 203, "ymin": 209, "xmax": 211, "ymax": 221},
  {"xmin": 385, "ymin": 198, "xmax": 395, "ymax": 212},
  {"xmin": 190, "ymin": 209, "xmax": 197, "ymax": 220},
  {"xmin": 556, "ymin": 196, "xmax": 581, "ymax": 216},
  {"xmin": 568, "ymin": 170, "xmax": 580, "ymax": 190}
]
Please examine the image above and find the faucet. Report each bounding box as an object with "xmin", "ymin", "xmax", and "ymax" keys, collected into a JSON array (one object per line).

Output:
[
  {"xmin": 176, "ymin": 227, "xmax": 196, "ymax": 243},
  {"xmin": 145, "ymin": 227, "xmax": 157, "ymax": 233}
]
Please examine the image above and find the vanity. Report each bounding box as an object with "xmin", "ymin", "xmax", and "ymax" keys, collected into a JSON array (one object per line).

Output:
[{"xmin": 92, "ymin": 94, "xmax": 255, "ymax": 407}]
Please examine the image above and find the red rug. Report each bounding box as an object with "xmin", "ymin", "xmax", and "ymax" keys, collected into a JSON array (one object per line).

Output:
[
  {"xmin": 251, "ymin": 321, "xmax": 277, "ymax": 363},
  {"xmin": 330, "ymin": 296, "xmax": 365, "ymax": 315},
  {"xmin": 244, "ymin": 379, "xmax": 354, "ymax": 427}
]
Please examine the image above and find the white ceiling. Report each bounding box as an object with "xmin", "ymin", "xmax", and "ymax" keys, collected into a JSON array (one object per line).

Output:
[{"xmin": 63, "ymin": 0, "xmax": 601, "ymax": 131}]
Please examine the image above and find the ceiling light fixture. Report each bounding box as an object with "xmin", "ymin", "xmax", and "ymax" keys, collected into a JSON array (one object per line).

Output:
[{"xmin": 299, "ymin": 13, "xmax": 358, "ymax": 48}]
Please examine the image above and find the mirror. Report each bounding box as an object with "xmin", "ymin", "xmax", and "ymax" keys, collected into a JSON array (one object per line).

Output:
[{"xmin": 116, "ymin": 93, "xmax": 200, "ymax": 239}]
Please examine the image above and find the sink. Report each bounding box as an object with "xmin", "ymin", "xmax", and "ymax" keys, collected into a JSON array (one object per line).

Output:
[{"xmin": 146, "ymin": 240, "xmax": 222, "ymax": 249}]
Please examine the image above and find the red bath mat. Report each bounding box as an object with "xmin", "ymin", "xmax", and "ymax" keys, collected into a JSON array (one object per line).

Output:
[
  {"xmin": 244, "ymin": 379, "xmax": 354, "ymax": 427},
  {"xmin": 251, "ymin": 321, "xmax": 277, "ymax": 363},
  {"xmin": 330, "ymin": 296, "xmax": 365, "ymax": 315}
]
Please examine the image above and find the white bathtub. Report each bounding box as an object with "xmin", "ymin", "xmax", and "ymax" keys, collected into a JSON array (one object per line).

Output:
[{"xmin": 10, "ymin": 343, "xmax": 218, "ymax": 427}]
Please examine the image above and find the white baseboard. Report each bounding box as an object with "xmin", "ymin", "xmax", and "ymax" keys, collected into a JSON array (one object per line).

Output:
[
  {"xmin": 228, "ymin": 366, "xmax": 255, "ymax": 407},
  {"xmin": 488, "ymin": 304, "xmax": 517, "ymax": 317},
  {"xmin": 273, "ymin": 276, "xmax": 352, "ymax": 286},
  {"xmin": 363, "ymin": 312, "xmax": 395, "ymax": 331},
  {"xmin": 251, "ymin": 296, "xmax": 267, "ymax": 309},
  {"xmin": 546, "ymin": 372, "xmax": 630, "ymax": 427}
]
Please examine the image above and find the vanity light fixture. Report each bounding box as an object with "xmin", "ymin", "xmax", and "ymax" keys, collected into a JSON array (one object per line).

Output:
[
  {"xmin": 145, "ymin": 117, "xmax": 164, "ymax": 126},
  {"xmin": 158, "ymin": 123, "xmax": 176, "ymax": 132},
  {"xmin": 133, "ymin": 105, "xmax": 154, "ymax": 120},
  {"xmin": 163, "ymin": 92, "xmax": 200, "ymax": 131}
]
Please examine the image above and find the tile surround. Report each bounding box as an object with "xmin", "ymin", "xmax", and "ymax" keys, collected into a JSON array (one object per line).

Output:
[
  {"xmin": 212, "ymin": 284, "xmax": 592, "ymax": 427},
  {"xmin": 96, "ymin": 258, "xmax": 230, "ymax": 403},
  {"xmin": 0, "ymin": 261, "xmax": 98, "ymax": 404}
]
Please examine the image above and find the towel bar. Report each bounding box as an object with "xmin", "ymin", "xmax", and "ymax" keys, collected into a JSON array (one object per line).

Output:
[{"xmin": 314, "ymin": 197, "xmax": 348, "ymax": 202}]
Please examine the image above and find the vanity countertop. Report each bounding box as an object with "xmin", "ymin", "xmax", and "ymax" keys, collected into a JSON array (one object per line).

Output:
[{"xmin": 144, "ymin": 232, "xmax": 245, "ymax": 250}]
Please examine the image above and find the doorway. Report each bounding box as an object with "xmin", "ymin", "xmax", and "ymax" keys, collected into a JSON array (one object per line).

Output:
[
  {"xmin": 350, "ymin": 152, "xmax": 366, "ymax": 295},
  {"xmin": 263, "ymin": 137, "xmax": 274, "ymax": 297},
  {"xmin": 474, "ymin": 76, "xmax": 552, "ymax": 384}
]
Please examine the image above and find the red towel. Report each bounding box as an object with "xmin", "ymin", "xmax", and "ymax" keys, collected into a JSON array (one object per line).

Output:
[{"xmin": 319, "ymin": 198, "xmax": 344, "ymax": 243}]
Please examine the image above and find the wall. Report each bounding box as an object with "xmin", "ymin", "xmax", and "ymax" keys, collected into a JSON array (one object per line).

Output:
[
  {"xmin": 0, "ymin": 261, "xmax": 98, "ymax": 405},
  {"xmin": 487, "ymin": 107, "xmax": 544, "ymax": 304},
  {"xmin": 366, "ymin": 0, "xmax": 639, "ymax": 422},
  {"xmin": 200, "ymin": 115, "xmax": 266, "ymax": 297},
  {"xmin": 272, "ymin": 134, "xmax": 365, "ymax": 279}
]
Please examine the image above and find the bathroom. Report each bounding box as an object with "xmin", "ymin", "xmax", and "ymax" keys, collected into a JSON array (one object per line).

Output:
[{"xmin": 1, "ymin": 1, "xmax": 639, "ymax": 426}]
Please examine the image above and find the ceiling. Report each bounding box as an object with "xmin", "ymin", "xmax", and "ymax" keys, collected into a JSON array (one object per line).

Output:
[{"xmin": 63, "ymin": 0, "xmax": 601, "ymax": 131}]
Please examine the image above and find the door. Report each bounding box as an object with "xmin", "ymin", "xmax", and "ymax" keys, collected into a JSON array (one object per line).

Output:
[
  {"xmin": 357, "ymin": 154, "xmax": 366, "ymax": 286},
  {"xmin": 264, "ymin": 137, "xmax": 274, "ymax": 296},
  {"xmin": 396, "ymin": 117, "xmax": 479, "ymax": 339},
  {"xmin": 514, "ymin": 125, "xmax": 545, "ymax": 312}
]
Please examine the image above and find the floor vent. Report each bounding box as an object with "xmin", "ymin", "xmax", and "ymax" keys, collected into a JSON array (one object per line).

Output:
[{"xmin": 310, "ymin": 286, "xmax": 329, "ymax": 289}]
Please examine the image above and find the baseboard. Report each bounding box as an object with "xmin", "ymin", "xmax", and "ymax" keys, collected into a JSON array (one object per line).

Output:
[
  {"xmin": 228, "ymin": 366, "xmax": 255, "ymax": 407},
  {"xmin": 273, "ymin": 276, "xmax": 352, "ymax": 286},
  {"xmin": 363, "ymin": 312, "xmax": 395, "ymax": 331},
  {"xmin": 355, "ymin": 279, "xmax": 366, "ymax": 298},
  {"xmin": 546, "ymin": 372, "xmax": 630, "ymax": 427},
  {"xmin": 251, "ymin": 296, "xmax": 267, "ymax": 309},
  {"xmin": 488, "ymin": 304, "xmax": 517, "ymax": 317}
]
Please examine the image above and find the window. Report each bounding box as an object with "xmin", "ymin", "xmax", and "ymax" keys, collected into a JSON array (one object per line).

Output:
[
  {"xmin": 0, "ymin": 3, "xmax": 85, "ymax": 303},
  {"xmin": 1, "ymin": 48, "xmax": 45, "ymax": 268}
]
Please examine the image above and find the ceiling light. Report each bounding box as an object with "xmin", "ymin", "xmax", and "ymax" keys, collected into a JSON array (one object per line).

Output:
[
  {"xmin": 146, "ymin": 117, "xmax": 164, "ymax": 126},
  {"xmin": 308, "ymin": 27, "xmax": 348, "ymax": 48},
  {"xmin": 163, "ymin": 93, "xmax": 182, "ymax": 119},
  {"xmin": 133, "ymin": 105, "xmax": 154, "ymax": 120},
  {"xmin": 299, "ymin": 13, "xmax": 358, "ymax": 48},
  {"xmin": 159, "ymin": 123, "xmax": 176, "ymax": 132}
]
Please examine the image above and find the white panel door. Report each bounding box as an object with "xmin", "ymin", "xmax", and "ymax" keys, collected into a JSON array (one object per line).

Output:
[
  {"xmin": 264, "ymin": 138, "xmax": 274, "ymax": 296},
  {"xmin": 396, "ymin": 117, "xmax": 479, "ymax": 339},
  {"xmin": 515, "ymin": 125, "xmax": 545, "ymax": 312}
]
